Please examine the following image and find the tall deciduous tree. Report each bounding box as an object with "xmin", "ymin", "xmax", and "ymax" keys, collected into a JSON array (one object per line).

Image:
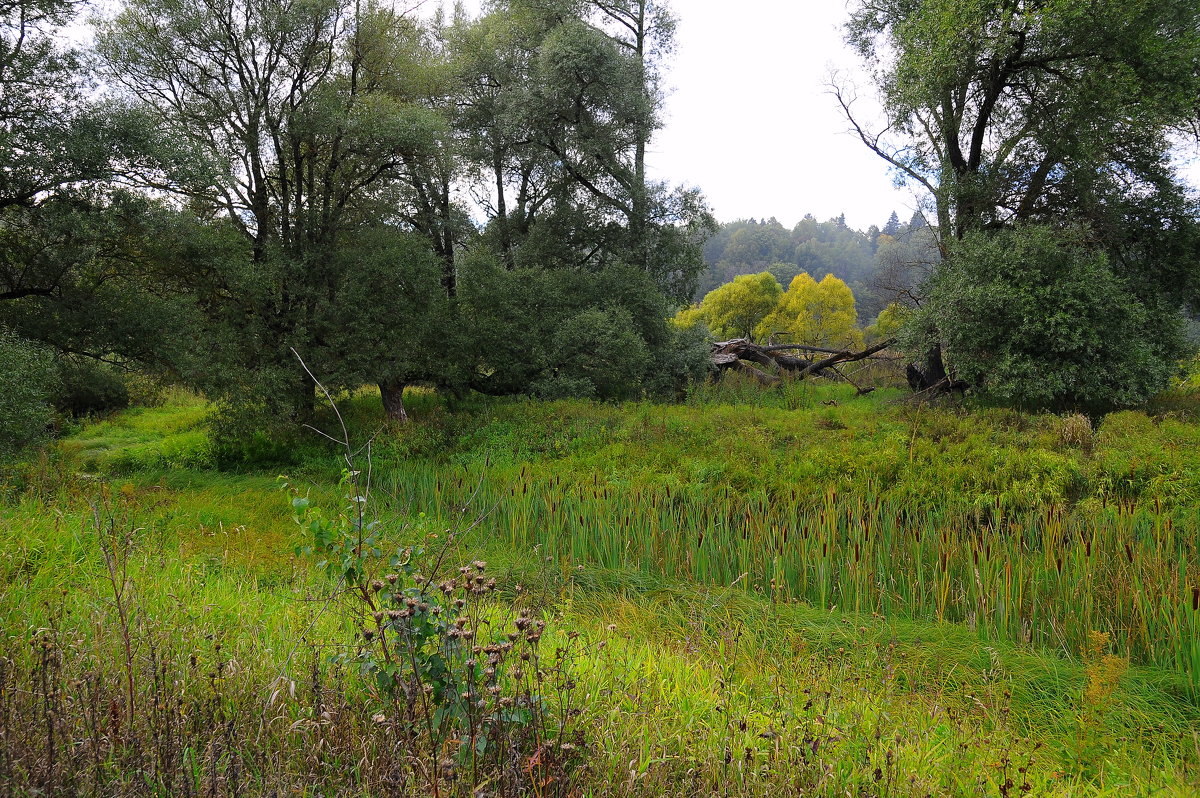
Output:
[
  {"xmin": 684, "ymin": 272, "xmax": 782, "ymax": 341},
  {"xmin": 0, "ymin": 0, "xmax": 202, "ymax": 397},
  {"xmin": 840, "ymin": 0, "xmax": 1200, "ymax": 408},
  {"xmin": 756, "ymin": 273, "xmax": 862, "ymax": 350},
  {"xmin": 452, "ymin": 0, "xmax": 709, "ymax": 299},
  {"xmin": 99, "ymin": 0, "xmax": 448, "ymax": 420},
  {"xmin": 842, "ymin": 0, "xmax": 1200, "ymax": 241}
]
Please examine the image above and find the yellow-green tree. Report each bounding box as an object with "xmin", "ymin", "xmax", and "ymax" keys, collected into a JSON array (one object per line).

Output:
[
  {"xmin": 755, "ymin": 273, "xmax": 862, "ymax": 349},
  {"xmin": 678, "ymin": 271, "xmax": 782, "ymax": 339},
  {"xmin": 865, "ymin": 302, "xmax": 909, "ymax": 343},
  {"xmin": 672, "ymin": 303, "xmax": 705, "ymax": 330}
]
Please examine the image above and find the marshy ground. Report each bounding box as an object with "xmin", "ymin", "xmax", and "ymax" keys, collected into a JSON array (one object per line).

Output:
[{"xmin": 2, "ymin": 380, "xmax": 1198, "ymax": 795}]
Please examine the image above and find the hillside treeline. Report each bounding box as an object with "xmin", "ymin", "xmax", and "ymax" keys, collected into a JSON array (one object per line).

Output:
[{"xmin": 697, "ymin": 212, "xmax": 937, "ymax": 320}]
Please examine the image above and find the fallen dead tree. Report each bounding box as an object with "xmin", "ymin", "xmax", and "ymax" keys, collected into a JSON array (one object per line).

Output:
[{"xmin": 710, "ymin": 338, "xmax": 897, "ymax": 393}]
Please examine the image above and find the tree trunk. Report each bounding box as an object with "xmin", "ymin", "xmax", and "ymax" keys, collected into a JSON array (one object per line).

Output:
[
  {"xmin": 379, "ymin": 379, "xmax": 408, "ymax": 423},
  {"xmin": 711, "ymin": 338, "xmax": 895, "ymax": 380},
  {"xmin": 906, "ymin": 344, "xmax": 967, "ymax": 394}
]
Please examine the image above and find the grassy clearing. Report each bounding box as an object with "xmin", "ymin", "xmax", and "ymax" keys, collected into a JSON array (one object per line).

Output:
[{"xmin": 2, "ymin": 381, "xmax": 1198, "ymax": 794}]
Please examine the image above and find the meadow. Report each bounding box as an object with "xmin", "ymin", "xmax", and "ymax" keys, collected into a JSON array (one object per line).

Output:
[{"xmin": 2, "ymin": 379, "xmax": 1199, "ymax": 795}]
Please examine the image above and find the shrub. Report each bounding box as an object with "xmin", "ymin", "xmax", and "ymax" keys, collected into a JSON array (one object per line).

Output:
[
  {"xmin": 0, "ymin": 329, "xmax": 57, "ymax": 458},
  {"xmin": 917, "ymin": 226, "xmax": 1185, "ymax": 413},
  {"xmin": 533, "ymin": 307, "xmax": 651, "ymax": 401},
  {"xmin": 206, "ymin": 396, "xmax": 322, "ymax": 469},
  {"xmin": 53, "ymin": 357, "xmax": 130, "ymax": 416},
  {"xmin": 1058, "ymin": 413, "xmax": 1095, "ymax": 455}
]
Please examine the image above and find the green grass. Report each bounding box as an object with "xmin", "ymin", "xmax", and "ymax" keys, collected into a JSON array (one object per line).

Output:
[{"xmin": 2, "ymin": 381, "xmax": 1199, "ymax": 794}]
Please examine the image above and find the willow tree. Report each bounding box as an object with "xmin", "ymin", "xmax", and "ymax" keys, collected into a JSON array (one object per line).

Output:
[
  {"xmin": 684, "ymin": 272, "xmax": 783, "ymax": 341},
  {"xmin": 756, "ymin": 273, "xmax": 862, "ymax": 350},
  {"xmin": 0, "ymin": 0, "xmax": 186, "ymax": 374},
  {"xmin": 840, "ymin": 0, "xmax": 1200, "ymax": 408},
  {"xmin": 99, "ymin": 0, "xmax": 449, "ymax": 421},
  {"xmin": 444, "ymin": 0, "xmax": 711, "ymax": 398}
]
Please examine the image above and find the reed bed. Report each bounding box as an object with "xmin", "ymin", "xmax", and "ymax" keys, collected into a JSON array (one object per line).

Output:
[{"xmin": 383, "ymin": 464, "xmax": 1199, "ymax": 685}]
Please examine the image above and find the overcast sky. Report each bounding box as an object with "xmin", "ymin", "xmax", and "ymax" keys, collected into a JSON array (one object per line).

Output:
[{"xmin": 647, "ymin": 1, "xmax": 916, "ymax": 231}]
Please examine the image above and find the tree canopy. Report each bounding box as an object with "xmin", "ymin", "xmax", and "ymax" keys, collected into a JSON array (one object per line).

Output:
[
  {"xmin": 756, "ymin": 273, "xmax": 862, "ymax": 350},
  {"xmin": 680, "ymin": 272, "xmax": 783, "ymax": 340},
  {"xmin": 842, "ymin": 0, "xmax": 1200, "ymax": 410}
]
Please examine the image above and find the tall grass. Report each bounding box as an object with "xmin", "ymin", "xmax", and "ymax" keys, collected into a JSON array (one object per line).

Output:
[
  {"xmin": 374, "ymin": 463, "xmax": 1199, "ymax": 687},
  {"xmin": 41, "ymin": 386, "xmax": 1199, "ymax": 683},
  {"xmin": 4, "ymin": 382, "xmax": 1200, "ymax": 793}
]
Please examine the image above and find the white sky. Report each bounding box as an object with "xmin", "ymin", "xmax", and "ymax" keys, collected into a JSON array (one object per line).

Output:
[{"xmin": 647, "ymin": 1, "xmax": 916, "ymax": 231}]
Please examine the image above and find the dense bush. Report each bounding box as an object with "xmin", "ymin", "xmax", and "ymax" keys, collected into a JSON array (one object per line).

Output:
[
  {"xmin": 53, "ymin": 357, "xmax": 131, "ymax": 416},
  {"xmin": 0, "ymin": 329, "xmax": 57, "ymax": 458},
  {"xmin": 461, "ymin": 254, "xmax": 709, "ymax": 402},
  {"xmin": 916, "ymin": 226, "xmax": 1185, "ymax": 413}
]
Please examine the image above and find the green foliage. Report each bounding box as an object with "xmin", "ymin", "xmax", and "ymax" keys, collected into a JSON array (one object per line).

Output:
[
  {"xmin": 847, "ymin": 0, "xmax": 1200, "ymax": 407},
  {"xmin": 1177, "ymin": 354, "xmax": 1200, "ymax": 392},
  {"xmin": 317, "ymin": 227, "xmax": 466, "ymax": 396},
  {"xmin": 462, "ymin": 254, "xmax": 696, "ymax": 400},
  {"xmin": 76, "ymin": 0, "xmax": 712, "ymax": 421},
  {"xmin": 282, "ymin": 470, "xmax": 583, "ymax": 792},
  {"xmin": 866, "ymin": 302, "xmax": 909, "ymax": 343},
  {"xmin": 52, "ymin": 358, "xmax": 130, "ymax": 417},
  {"xmin": 532, "ymin": 307, "xmax": 650, "ymax": 400},
  {"xmin": 0, "ymin": 330, "xmax": 56, "ymax": 458},
  {"xmin": 847, "ymin": 0, "xmax": 1200, "ymax": 239},
  {"xmin": 922, "ymin": 226, "xmax": 1184, "ymax": 412},
  {"xmin": 453, "ymin": 0, "xmax": 710, "ymax": 305},
  {"xmin": 683, "ymin": 271, "xmax": 782, "ymax": 340},
  {"xmin": 699, "ymin": 216, "xmax": 878, "ymax": 310},
  {"xmin": 98, "ymin": 0, "xmax": 452, "ymax": 422}
]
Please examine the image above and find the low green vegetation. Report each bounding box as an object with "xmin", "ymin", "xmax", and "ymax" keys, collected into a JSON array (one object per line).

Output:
[
  {"xmin": 3, "ymin": 0, "xmax": 1199, "ymax": 792},
  {"xmin": 2, "ymin": 384, "xmax": 1198, "ymax": 794}
]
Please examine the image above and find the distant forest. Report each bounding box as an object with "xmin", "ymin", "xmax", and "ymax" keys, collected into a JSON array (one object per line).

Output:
[{"xmin": 698, "ymin": 212, "xmax": 939, "ymax": 321}]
